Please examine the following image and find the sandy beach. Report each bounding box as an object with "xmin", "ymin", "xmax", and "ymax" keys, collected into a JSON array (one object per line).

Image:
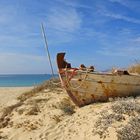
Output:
[
  {"xmin": 0, "ymin": 87, "xmax": 33, "ymax": 107},
  {"xmin": 0, "ymin": 82, "xmax": 139, "ymax": 140}
]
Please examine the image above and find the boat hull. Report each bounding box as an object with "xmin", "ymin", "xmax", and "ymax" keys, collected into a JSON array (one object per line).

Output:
[
  {"xmin": 59, "ymin": 71, "xmax": 140, "ymax": 107},
  {"xmin": 57, "ymin": 53, "xmax": 140, "ymax": 107}
]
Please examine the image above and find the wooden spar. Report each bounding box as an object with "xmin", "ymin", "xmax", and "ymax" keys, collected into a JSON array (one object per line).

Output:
[{"xmin": 41, "ymin": 23, "xmax": 55, "ymax": 78}]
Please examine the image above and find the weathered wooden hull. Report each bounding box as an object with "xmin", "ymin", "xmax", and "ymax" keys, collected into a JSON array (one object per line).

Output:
[
  {"xmin": 59, "ymin": 71, "xmax": 140, "ymax": 106},
  {"xmin": 57, "ymin": 53, "xmax": 140, "ymax": 107}
]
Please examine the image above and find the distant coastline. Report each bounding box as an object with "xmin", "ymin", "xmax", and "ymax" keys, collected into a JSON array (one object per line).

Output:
[{"xmin": 0, "ymin": 74, "xmax": 58, "ymax": 87}]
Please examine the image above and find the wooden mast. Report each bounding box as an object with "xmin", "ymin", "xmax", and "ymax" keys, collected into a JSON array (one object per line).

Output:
[{"xmin": 41, "ymin": 23, "xmax": 55, "ymax": 78}]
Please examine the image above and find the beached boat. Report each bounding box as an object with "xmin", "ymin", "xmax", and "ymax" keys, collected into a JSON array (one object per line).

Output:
[{"xmin": 57, "ymin": 53, "xmax": 140, "ymax": 107}]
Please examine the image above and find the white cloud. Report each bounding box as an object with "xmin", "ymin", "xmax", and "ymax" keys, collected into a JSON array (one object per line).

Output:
[
  {"xmin": 109, "ymin": 0, "xmax": 140, "ymax": 13},
  {"xmin": 103, "ymin": 11, "xmax": 140, "ymax": 24},
  {"xmin": 56, "ymin": 0, "xmax": 91, "ymax": 9},
  {"xmin": 0, "ymin": 1, "xmax": 83, "ymax": 74},
  {"xmin": 47, "ymin": 8, "xmax": 81, "ymax": 32},
  {"xmin": 42, "ymin": 6, "xmax": 82, "ymax": 45},
  {"xmin": 97, "ymin": 48, "xmax": 125, "ymax": 56},
  {"xmin": 109, "ymin": 0, "xmax": 127, "ymax": 4},
  {"xmin": 97, "ymin": 44, "xmax": 140, "ymax": 57},
  {"xmin": 131, "ymin": 37, "xmax": 140, "ymax": 43},
  {"xmin": 97, "ymin": 2, "xmax": 140, "ymax": 24},
  {"xmin": 0, "ymin": 53, "xmax": 56, "ymax": 74},
  {"xmin": 0, "ymin": 3, "xmax": 20, "ymax": 26}
]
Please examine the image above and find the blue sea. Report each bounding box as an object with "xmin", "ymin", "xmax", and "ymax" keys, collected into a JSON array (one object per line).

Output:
[{"xmin": 0, "ymin": 74, "xmax": 57, "ymax": 87}]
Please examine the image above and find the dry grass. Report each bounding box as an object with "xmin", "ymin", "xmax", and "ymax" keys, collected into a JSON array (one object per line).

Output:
[
  {"xmin": 17, "ymin": 78, "xmax": 61, "ymax": 102},
  {"xmin": 0, "ymin": 78, "xmax": 61, "ymax": 129},
  {"xmin": 0, "ymin": 102, "xmax": 23, "ymax": 128},
  {"xmin": 128, "ymin": 63, "xmax": 140, "ymax": 74},
  {"xmin": 117, "ymin": 115, "xmax": 140, "ymax": 140}
]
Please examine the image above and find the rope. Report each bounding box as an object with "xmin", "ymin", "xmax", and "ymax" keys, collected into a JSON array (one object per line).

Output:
[
  {"xmin": 64, "ymin": 68, "xmax": 89, "ymax": 90},
  {"xmin": 50, "ymin": 80, "xmax": 61, "ymax": 86}
]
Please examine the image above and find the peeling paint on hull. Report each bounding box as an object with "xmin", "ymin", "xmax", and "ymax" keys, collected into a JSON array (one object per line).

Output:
[
  {"xmin": 57, "ymin": 53, "xmax": 140, "ymax": 107},
  {"xmin": 59, "ymin": 71, "xmax": 140, "ymax": 107}
]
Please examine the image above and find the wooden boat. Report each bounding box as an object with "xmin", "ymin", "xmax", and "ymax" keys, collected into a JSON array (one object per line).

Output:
[{"xmin": 57, "ymin": 53, "xmax": 140, "ymax": 107}]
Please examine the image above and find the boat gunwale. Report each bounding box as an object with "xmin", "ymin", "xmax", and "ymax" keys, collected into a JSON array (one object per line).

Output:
[{"xmin": 60, "ymin": 68, "xmax": 140, "ymax": 77}]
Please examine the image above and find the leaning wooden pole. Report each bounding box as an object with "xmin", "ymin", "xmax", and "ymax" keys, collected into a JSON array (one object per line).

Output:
[{"xmin": 41, "ymin": 23, "xmax": 55, "ymax": 78}]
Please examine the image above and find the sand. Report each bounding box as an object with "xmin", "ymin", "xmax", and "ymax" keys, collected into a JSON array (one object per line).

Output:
[
  {"xmin": 0, "ymin": 83, "xmax": 140, "ymax": 140},
  {"xmin": 0, "ymin": 87, "xmax": 33, "ymax": 107}
]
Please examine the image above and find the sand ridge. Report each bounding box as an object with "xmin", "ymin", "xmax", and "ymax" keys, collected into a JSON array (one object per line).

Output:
[{"xmin": 0, "ymin": 81, "xmax": 140, "ymax": 140}]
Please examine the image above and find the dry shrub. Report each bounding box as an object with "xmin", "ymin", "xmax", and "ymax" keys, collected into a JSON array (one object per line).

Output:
[
  {"xmin": 117, "ymin": 115, "xmax": 140, "ymax": 140},
  {"xmin": 59, "ymin": 98, "xmax": 76, "ymax": 115},
  {"xmin": 111, "ymin": 98, "xmax": 140, "ymax": 115},
  {"xmin": 25, "ymin": 105, "xmax": 40, "ymax": 115},
  {"xmin": 17, "ymin": 78, "xmax": 61, "ymax": 102},
  {"xmin": 93, "ymin": 97, "xmax": 140, "ymax": 139},
  {"xmin": 128, "ymin": 63, "xmax": 140, "ymax": 74},
  {"xmin": 93, "ymin": 110, "xmax": 124, "ymax": 139}
]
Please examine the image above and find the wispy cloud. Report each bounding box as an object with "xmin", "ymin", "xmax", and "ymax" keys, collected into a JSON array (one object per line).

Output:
[
  {"xmin": 103, "ymin": 11, "xmax": 140, "ymax": 24},
  {"xmin": 55, "ymin": 0, "xmax": 91, "ymax": 9},
  {"xmin": 0, "ymin": 5, "xmax": 17, "ymax": 24},
  {"xmin": 131, "ymin": 37, "xmax": 140, "ymax": 43},
  {"xmin": 0, "ymin": 53, "xmax": 54, "ymax": 74},
  {"xmin": 109, "ymin": 0, "xmax": 140, "ymax": 12},
  {"xmin": 97, "ymin": 3, "xmax": 140, "ymax": 25},
  {"xmin": 0, "ymin": 0, "xmax": 83, "ymax": 73},
  {"xmin": 109, "ymin": 0, "xmax": 128, "ymax": 5},
  {"xmin": 0, "ymin": 0, "xmax": 139, "ymax": 73},
  {"xmin": 97, "ymin": 46, "xmax": 140, "ymax": 57},
  {"xmin": 43, "ymin": 5, "xmax": 83, "ymax": 45},
  {"xmin": 47, "ymin": 7, "xmax": 81, "ymax": 32},
  {"xmin": 97, "ymin": 35, "xmax": 140, "ymax": 58}
]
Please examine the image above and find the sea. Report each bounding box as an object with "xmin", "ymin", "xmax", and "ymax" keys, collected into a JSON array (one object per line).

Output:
[{"xmin": 0, "ymin": 74, "xmax": 57, "ymax": 87}]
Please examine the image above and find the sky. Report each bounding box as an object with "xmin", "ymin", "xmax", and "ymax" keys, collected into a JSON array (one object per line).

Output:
[{"xmin": 0, "ymin": 0, "xmax": 140, "ymax": 74}]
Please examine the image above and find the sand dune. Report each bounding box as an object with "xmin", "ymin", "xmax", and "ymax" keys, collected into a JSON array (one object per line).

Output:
[
  {"xmin": 0, "ymin": 87, "xmax": 32, "ymax": 107},
  {"xmin": 0, "ymin": 81, "xmax": 140, "ymax": 140}
]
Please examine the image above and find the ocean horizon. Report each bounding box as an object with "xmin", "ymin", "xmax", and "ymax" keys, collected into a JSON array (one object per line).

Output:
[{"xmin": 0, "ymin": 74, "xmax": 58, "ymax": 87}]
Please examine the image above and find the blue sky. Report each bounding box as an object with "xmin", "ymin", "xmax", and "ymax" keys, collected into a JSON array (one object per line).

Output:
[{"xmin": 0, "ymin": 0, "xmax": 140, "ymax": 74}]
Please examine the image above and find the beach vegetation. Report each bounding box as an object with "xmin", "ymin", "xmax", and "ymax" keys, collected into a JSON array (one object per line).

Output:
[
  {"xmin": 128, "ymin": 63, "xmax": 140, "ymax": 74},
  {"xmin": 17, "ymin": 78, "xmax": 61, "ymax": 102},
  {"xmin": 59, "ymin": 98, "xmax": 76, "ymax": 115}
]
